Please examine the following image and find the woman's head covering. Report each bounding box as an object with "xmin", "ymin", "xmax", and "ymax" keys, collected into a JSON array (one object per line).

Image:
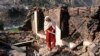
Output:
[
  {"xmin": 44, "ymin": 16, "xmax": 50, "ymax": 21},
  {"xmin": 44, "ymin": 16, "xmax": 56, "ymax": 31}
]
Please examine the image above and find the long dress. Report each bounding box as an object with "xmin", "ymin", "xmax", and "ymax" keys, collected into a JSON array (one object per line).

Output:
[{"xmin": 45, "ymin": 26, "xmax": 56, "ymax": 50}]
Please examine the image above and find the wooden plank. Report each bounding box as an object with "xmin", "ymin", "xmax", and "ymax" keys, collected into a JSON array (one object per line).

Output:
[{"xmin": 14, "ymin": 40, "xmax": 34, "ymax": 47}]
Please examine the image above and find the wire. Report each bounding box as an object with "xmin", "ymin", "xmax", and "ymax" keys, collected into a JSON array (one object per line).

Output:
[
  {"xmin": 73, "ymin": 0, "xmax": 89, "ymax": 7},
  {"xmin": 80, "ymin": 0, "xmax": 88, "ymax": 7}
]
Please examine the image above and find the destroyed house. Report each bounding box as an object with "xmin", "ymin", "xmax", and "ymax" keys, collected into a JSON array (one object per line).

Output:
[
  {"xmin": 27, "ymin": 6, "xmax": 100, "ymax": 45},
  {"xmin": 1, "ymin": 6, "xmax": 99, "ymax": 46},
  {"xmin": 0, "ymin": 6, "xmax": 100, "ymax": 56}
]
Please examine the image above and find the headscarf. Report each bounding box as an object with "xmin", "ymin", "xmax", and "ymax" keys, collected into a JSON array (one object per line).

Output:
[{"xmin": 44, "ymin": 16, "xmax": 55, "ymax": 31}]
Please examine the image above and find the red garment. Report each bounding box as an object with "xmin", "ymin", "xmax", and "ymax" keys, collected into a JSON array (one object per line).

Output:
[{"xmin": 46, "ymin": 26, "xmax": 56, "ymax": 50}]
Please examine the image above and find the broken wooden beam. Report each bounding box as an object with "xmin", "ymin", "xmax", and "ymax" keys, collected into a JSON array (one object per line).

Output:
[{"xmin": 14, "ymin": 40, "xmax": 34, "ymax": 47}]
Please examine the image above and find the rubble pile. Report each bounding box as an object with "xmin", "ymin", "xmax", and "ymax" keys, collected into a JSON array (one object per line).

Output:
[
  {"xmin": 0, "ymin": 6, "xmax": 100, "ymax": 56},
  {"xmin": 0, "ymin": 31, "xmax": 35, "ymax": 44},
  {"xmin": 66, "ymin": 7, "xmax": 100, "ymax": 56}
]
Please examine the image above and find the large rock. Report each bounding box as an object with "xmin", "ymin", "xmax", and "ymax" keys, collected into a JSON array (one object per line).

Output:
[{"xmin": 9, "ymin": 50, "xmax": 25, "ymax": 56}]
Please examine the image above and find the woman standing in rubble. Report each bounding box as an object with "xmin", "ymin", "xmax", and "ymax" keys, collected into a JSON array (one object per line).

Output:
[{"xmin": 44, "ymin": 16, "xmax": 56, "ymax": 51}]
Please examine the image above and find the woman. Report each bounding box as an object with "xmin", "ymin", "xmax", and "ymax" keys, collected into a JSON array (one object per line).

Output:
[{"xmin": 44, "ymin": 16, "xmax": 56, "ymax": 51}]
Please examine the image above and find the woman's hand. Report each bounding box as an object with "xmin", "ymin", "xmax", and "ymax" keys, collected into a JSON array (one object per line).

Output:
[{"xmin": 47, "ymin": 30, "xmax": 55, "ymax": 35}]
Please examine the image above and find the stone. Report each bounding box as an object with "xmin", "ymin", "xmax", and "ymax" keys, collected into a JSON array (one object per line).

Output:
[
  {"xmin": 80, "ymin": 52, "xmax": 89, "ymax": 56},
  {"xmin": 9, "ymin": 50, "xmax": 25, "ymax": 56},
  {"xmin": 69, "ymin": 42, "xmax": 76, "ymax": 49},
  {"xmin": 83, "ymin": 40, "xmax": 92, "ymax": 47}
]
